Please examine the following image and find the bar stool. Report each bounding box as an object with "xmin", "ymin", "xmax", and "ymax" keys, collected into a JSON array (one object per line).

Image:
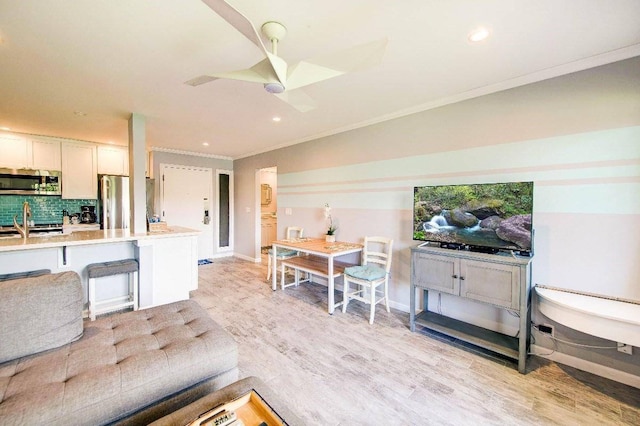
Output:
[{"xmin": 87, "ymin": 259, "xmax": 139, "ymax": 321}]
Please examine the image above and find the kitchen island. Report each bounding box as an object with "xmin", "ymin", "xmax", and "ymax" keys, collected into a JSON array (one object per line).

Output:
[{"xmin": 0, "ymin": 226, "xmax": 200, "ymax": 310}]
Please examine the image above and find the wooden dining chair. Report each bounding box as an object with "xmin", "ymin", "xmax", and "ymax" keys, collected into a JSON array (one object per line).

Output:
[
  {"xmin": 266, "ymin": 226, "xmax": 304, "ymax": 281},
  {"xmin": 342, "ymin": 236, "xmax": 393, "ymax": 324}
]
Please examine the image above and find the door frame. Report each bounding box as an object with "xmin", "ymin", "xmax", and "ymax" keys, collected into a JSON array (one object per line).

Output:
[
  {"xmin": 215, "ymin": 169, "xmax": 234, "ymax": 253},
  {"xmin": 256, "ymin": 166, "xmax": 277, "ymax": 260}
]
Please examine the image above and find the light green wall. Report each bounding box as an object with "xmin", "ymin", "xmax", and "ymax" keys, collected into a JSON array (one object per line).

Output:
[{"xmin": 233, "ymin": 56, "xmax": 640, "ymax": 376}]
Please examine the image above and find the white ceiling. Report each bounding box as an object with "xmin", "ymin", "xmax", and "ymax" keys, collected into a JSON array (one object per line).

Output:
[{"xmin": 1, "ymin": 0, "xmax": 639, "ymax": 159}]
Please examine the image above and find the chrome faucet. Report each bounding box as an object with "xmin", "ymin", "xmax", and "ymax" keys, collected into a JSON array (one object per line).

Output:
[{"xmin": 13, "ymin": 201, "xmax": 31, "ymax": 238}]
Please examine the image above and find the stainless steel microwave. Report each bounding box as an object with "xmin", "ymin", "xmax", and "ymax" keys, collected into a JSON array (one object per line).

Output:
[{"xmin": 0, "ymin": 168, "xmax": 62, "ymax": 195}]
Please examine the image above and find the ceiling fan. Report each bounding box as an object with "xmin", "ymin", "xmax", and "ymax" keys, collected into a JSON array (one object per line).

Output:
[{"xmin": 186, "ymin": 0, "xmax": 388, "ymax": 112}]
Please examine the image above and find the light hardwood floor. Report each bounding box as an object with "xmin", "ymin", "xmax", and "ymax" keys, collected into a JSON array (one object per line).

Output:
[{"xmin": 192, "ymin": 257, "xmax": 640, "ymax": 425}]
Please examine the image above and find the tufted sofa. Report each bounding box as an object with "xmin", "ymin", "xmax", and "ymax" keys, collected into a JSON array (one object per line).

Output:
[{"xmin": 0, "ymin": 271, "xmax": 238, "ymax": 425}]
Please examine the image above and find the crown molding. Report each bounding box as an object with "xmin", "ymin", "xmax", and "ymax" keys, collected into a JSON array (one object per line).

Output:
[
  {"xmin": 150, "ymin": 146, "xmax": 232, "ymax": 161},
  {"xmin": 236, "ymin": 44, "xmax": 640, "ymax": 160}
]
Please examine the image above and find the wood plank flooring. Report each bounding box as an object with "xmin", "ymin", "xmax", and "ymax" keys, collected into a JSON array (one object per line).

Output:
[{"xmin": 192, "ymin": 257, "xmax": 640, "ymax": 425}]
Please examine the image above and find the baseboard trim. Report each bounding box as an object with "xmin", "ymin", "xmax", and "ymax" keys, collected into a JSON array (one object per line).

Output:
[
  {"xmin": 234, "ymin": 253, "xmax": 260, "ymax": 263},
  {"xmin": 210, "ymin": 252, "xmax": 234, "ymax": 259},
  {"xmin": 531, "ymin": 344, "xmax": 640, "ymax": 389}
]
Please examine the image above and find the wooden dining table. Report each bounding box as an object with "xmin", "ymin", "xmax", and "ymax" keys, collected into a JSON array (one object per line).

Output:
[{"xmin": 271, "ymin": 238, "xmax": 363, "ymax": 314}]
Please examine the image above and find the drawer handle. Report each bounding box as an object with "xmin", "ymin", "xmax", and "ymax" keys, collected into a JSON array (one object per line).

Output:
[
  {"xmin": 452, "ymin": 274, "xmax": 458, "ymax": 279},
  {"xmin": 460, "ymin": 276, "xmax": 465, "ymax": 280}
]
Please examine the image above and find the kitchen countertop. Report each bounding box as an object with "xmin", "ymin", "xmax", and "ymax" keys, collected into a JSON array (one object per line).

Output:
[
  {"xmin": 62, "ymin": 223, "xmax": 100, "ymax": 233},
  {"xmin": 0, "ymin": 226, "xmax": 199, "ymax": 253}
]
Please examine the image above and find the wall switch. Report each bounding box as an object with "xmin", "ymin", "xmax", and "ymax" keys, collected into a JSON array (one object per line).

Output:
[
  {"xmin": 618, "ymin": 343, "xmax": 633, "ymax": 355},
  {"xmin": 245, "ymin": 207, "xmax": 251, "ymax": 213},
  {"xmin": 285, "ymin": 208, "xmax": 292, "ymax": 215}
]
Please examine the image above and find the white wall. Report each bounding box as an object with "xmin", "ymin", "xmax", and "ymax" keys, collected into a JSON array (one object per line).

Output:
[{"xmin": 233, "ymin": 57, "xmax": 640, "ymax": 377}]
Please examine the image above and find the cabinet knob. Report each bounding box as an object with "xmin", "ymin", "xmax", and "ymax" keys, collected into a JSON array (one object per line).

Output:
[
  {"xmin": 452, "ymin": 274, "xmax": 458, "ymax": 279},
  {"xmin": 460, "ymin": 276, "xmax": 465, "ymax": 280}
]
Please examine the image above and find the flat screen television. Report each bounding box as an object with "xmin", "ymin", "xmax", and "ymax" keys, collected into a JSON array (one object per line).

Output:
[{"xmin": 413, "ymin": 182, "xmax": 534, "ymax": 253}]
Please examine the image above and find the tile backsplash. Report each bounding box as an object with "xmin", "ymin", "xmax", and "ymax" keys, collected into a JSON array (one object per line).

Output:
[{"xmin": 0, "ymin": 196, "xmax": 97, "ymax": 225}]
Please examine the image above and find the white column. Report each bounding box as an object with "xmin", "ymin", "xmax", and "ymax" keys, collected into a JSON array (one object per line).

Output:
[{"xmin": 128, "ymin": 113, "xmax": 147, "ymax": 234}]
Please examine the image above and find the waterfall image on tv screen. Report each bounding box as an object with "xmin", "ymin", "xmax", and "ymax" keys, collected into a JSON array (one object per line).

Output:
[{"xmin": 413, "ymin": 182, "xmax": 534, "ymax": 251}]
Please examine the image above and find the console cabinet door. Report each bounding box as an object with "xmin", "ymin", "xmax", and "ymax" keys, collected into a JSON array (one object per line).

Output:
[
  {"xmin": 412, "ymin": 252, "xmax": 459, "ymax": 295},
  {"xmin": 460, "ymin": 259, "xmax": 520, "ymax": 309}
]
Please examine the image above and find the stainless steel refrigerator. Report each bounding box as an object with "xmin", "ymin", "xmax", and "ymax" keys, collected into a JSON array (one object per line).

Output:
[
  {"xmin": 99, "ymin": 175, "xmax": 129, "ymax": 230},
  {"xmin": 99, "ymin": 175, "xmax": 155, "ymax": 230}
]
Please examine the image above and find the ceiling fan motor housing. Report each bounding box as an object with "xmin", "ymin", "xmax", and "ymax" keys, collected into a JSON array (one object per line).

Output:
[{"xmin": 264, "ymin": 82, "xmax": 285, "ymax": 93}]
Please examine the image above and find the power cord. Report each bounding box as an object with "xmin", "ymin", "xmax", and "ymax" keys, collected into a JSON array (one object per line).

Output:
[{"xmin": 531, "ymin": 324, "xmax": 619, "ymax": 350}]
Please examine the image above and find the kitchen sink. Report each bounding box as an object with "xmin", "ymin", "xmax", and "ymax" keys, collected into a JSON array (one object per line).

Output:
[
  {"xmin": 0, "ymin": 224, "xmax": 63, "ymax": 240},
  {"xmin": 0, "ymin": 232, "xmax": 63, "ymax": 239}
]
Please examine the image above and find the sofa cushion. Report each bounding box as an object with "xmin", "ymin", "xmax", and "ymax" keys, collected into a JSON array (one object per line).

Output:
[
  {"xmin": 0, "ymin": 271, "xmax": 83, "ymax": 364},
  {"xmin": 0, "ymin": 269, "xmax": 51, "ymax": 282},
  {"xmin": 0, "ymin": 299, "xmax": 238, "ymax": 425},
  {"xmin": 344, "ymin": 264, "xmax": 387, "ymax": 281}
]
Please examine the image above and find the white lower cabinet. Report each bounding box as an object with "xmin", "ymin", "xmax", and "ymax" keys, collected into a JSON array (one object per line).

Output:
[
  {"xmin": 261, "ymin": 220, "xmax": 277, "ymax": 247},
  {"xmin": 410, "ymin": 244, "xmax": 532, "ymax": 373},
  {"xmin": 136, "ymin": 235, "xmax": 198, "ymax": 307},
  {"xmin": 61, "ymin": 142, "xmax": 97, "ymax": 199}
]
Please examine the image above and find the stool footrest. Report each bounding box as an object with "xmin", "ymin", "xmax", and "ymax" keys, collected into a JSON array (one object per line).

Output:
[{"xmin": 94, "ymin": 294, "xmax": 135, "ymax": 307}]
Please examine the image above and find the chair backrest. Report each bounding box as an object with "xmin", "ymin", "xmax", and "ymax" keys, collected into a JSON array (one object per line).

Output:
[
  {"xmin": 362, "ymin": 236, "xmax": 393, "ymax": 273},
  {"xmin": 286, "ymin": 226, "xmax": 304, "ymax": 239}
]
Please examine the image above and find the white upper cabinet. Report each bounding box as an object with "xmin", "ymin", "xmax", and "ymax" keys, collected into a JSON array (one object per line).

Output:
[
  {"xmin": 0, "ymin": 135, "xmax": 61, "ymax": 170},
  {"xmin": 61, "ymin": 141, "xmax": 97, "ymax": 199},
  {"xmin": 97, "ymin": 145, "xmax": 129, "ymax": 176},
  {"xmin": 0, "ymin": 135, "xmax": 30, "ymax": 168},
  {"xmin": 31, "ymin": 139, "xmax": 61, "ymax": 170}
]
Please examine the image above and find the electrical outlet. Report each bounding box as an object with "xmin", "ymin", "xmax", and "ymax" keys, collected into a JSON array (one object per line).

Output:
[
  {"xmin": 618, "ymin": 344, "xmax": 633, "ymax": 355},
  {"xmin": 538, "ymin": 324, "xmax": 554, "ymax": 336}
]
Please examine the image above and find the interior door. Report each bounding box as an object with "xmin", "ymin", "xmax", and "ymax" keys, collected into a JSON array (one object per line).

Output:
[{"xmin": 160, "ymin": 164, "xmax": 213, "ymax": 260}]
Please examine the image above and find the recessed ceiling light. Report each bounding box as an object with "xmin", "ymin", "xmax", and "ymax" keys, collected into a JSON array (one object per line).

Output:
[
  {"xmin": 468, "ymin": 27, "xmax": 490, "ymax": 43},
  {"xmin": 272, "ymin": 116, "xmax": 281, "ymax": 122},
  {"xmin": 73, "ymin": 111, "xmax": 87, "ymax": 116},
  {"xmin": 202, "ymin": 142, "xmax": 209, "ymax": 146}
]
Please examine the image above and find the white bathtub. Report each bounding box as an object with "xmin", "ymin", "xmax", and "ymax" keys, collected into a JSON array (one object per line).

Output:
[{"xmin": 535, "ymin": 285, "xmax": 640, "ymax": 347}]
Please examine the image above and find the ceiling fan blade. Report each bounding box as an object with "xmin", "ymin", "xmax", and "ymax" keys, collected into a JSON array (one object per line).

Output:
[
  {"xmin": 200, "ymin": 0, "xmax": 267, "ymax": 53},
  {"xmin": 185, "ymin": 57, "xmax": 282, "ymax": 87},
  {"xmin": 285, "ymin": 38, "xmax": 388, "ymax": 91},
  {"xmin": 185, "ymin": 75, "xmax": 219, "ymax": 87},
  {"xmin": 199, "ymin": 0, "xmax": 288, "ymax": 85},
  {"xmin": 273, "ymin": 89, "xmax": 317, "ymax": 112},
  {"xmin": 264, "ymin": 51, "xmax": 288, "ymax": 87}
]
